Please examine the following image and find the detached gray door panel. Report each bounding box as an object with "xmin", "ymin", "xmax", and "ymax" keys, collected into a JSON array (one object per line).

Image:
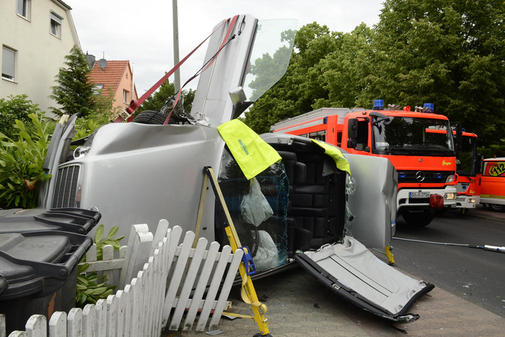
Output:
[{"xmin": 295, "ymin": 236, "xmax": 433, "ymax": 322}]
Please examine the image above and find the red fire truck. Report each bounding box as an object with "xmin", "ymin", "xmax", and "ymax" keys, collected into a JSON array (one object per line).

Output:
[{"xmin": 271, "ymin": 101, "xmax": 458, "ymax": 227}]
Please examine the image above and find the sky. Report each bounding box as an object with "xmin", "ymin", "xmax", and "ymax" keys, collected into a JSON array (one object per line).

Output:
[{"xmin": 65, "ymin": 1, "xmax": 385, "ymax": 95}]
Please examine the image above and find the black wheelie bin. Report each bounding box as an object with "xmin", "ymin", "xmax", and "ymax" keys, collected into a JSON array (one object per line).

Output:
[{"xmin": 0, "ymin": 208, "xmax": 100, "ymax": 333}]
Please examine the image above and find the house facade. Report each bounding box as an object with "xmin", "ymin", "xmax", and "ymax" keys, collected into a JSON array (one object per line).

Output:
[
  {"xmin": 0, "ymin": 0, "xmax": 80, "ymax": 113},
  {"xmin": 88, "ymin": 59, "xmax": 138, "ymax": 116}
]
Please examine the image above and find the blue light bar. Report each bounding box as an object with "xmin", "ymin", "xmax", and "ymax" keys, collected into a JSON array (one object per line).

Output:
[
  {"xmin": 373, "ymin": 99, "xmax": 384, "ymax": 110},
  {"xmin": 423, "ymin": 103, "xmax": 434, "ymax": 112}
]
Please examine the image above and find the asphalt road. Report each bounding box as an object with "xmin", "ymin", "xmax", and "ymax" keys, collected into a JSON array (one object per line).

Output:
[{"xmin": 393, "ymin": 207, "xmax": 505, "ymax": 317}]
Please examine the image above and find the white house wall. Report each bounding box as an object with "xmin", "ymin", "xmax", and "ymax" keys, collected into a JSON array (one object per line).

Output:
[{"xmin": 0, "ymin": 0, "xmax": 80, "ymax": 114}]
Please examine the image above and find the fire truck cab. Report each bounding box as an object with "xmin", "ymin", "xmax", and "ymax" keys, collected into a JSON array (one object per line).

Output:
[{"xmin": 271, "ymin": 100, "xmax": 458, "ymax": 227}]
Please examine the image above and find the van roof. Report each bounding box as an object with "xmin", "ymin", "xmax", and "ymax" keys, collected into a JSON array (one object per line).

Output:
[{"xmin": 483, "ymin": 157, "xmax": 505, "ymax": 161}]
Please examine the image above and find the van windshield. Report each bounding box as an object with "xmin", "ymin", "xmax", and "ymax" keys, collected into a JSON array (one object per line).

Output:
[
  {"xmin": 372, "ymin": 116, "xmax": 454, "ymax": 156},
  {"xmin": 242, "ymin": 19, "xmax": 296, "ymax": 101}
]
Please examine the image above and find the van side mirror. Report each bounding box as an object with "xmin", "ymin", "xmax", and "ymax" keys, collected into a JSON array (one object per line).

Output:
[{"xmin": 347, "ymin": 119, "xmax": 358, "ymax": 148}]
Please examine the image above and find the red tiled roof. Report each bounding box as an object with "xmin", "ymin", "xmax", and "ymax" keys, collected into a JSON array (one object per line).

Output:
[{"xmin": 88, "ymin": 60, "xmax": 129, "ymax": 96}]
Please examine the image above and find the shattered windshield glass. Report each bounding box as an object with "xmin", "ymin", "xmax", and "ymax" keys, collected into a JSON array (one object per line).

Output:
[
  {"xmin": 372, "ymin": 117, "xmax": 454, "ymax": 156},
  {"xmin": 242, "ymin": 19, "xmax": 297, "ymax": 101}
]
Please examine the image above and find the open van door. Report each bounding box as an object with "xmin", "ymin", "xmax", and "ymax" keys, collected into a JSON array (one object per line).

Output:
[{"xmin": 296, "ymin": 237, "xmax": 433, "ymax": 322}]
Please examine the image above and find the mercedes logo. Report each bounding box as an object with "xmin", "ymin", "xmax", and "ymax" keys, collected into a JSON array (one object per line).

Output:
[{"xmin": 415, "ymin": 171, "xmax": 425, "ymax": 182}]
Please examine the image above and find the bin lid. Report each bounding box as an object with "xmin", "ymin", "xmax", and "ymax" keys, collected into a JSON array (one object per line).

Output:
[
  {"xmin": 0, "ymin": 208, "xmax": 101, "ymax": 235},
  {"xmin": 0, "ymin": 231, "xmax": 91, "ymax": 300}
]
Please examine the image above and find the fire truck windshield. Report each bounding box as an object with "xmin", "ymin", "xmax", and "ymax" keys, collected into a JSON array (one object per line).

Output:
[{"xmin": 372, "ymin": 116, "xmax": 454, "ymax": 156}]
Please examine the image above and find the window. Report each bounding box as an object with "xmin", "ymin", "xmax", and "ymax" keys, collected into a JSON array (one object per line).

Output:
[
  {"xmin": 50, "ymin": 12, "xmax": 63, "ymax": 38},
  {"xmin": 355, "ymin": 120, "xmax": 369, "ymax": 151},
  {"xmin": 483, "ymin": 161, "xmax": 505, "ymax": 177},
  {"xmin": 347, "ymin": 118, "xmax": 370, "ymax": 152},
  {"xmin": 337, "ymin": 131, "xmax": 342, "ymax": 147},
  {"xmin": 17, "ymin": 0, "xmax": 31, "ymax": 20},
  {"xmin": 93, "ymin": 84, "xmax": 104, "ymax": 94},
  {"xmin": 123, "ymin": 90, "xmax": 129, "ymax": 104},
  {"xmin": 2, "ymin": 46, "xmax": 16, "ymax": 81}
]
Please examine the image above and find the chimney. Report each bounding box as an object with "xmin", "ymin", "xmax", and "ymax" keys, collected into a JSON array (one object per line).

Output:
[
  {"xmin": 97, "ymin": 58, "xmax": 108, "ymax": 71},
  {"xmin": 86, "ymin": 53, "xmax": 96, "ymax": 69}
]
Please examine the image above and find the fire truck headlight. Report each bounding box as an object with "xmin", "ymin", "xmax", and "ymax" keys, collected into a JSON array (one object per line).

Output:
[
  {"xmin": 445, "ymin": 193, "xmax": 455, "ymax": 200},
  {"xmin": 470, "ymin": 198, "xmax": 476, "ymax": 203},
  {"xmin": 446, "ymin": 175, "xmax": 455, "ymax": 183}
]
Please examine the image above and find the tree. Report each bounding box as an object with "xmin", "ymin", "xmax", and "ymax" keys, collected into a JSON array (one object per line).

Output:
[
  {"xmin": 365, "ymin": 0, "xmax": 505, "ymax": 150},
  {"xmin": 136, "ymin": 80, "xmax": 195, "ymax": 117},
  {"xmin": 244, "ymin": 23, "xmax": 363, "ymax": 133},
  {"xmin": 51, "ymin": 46, "xmax": 96, "ymax": 117},
  {"xmin": 0, "ymin": 95, "xmax": 41, "ymax": 138}
]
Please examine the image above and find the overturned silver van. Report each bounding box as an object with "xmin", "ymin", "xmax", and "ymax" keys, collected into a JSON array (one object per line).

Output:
[{"xmin": 35, "ymin": 15, "xmax": 432, "ymax": 322}]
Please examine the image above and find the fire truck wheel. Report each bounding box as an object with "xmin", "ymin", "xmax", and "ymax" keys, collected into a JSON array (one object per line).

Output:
[
  {"xmin": 132, "ymin": 110, "xmax": 166, "ymax": 124},
  {"xmin": 401, "ymin": 209, "xmax": 434, "ymax": 227},
  {"xmin": 490, "ymin": 204, "xmax": 505, "ymax": 212}
]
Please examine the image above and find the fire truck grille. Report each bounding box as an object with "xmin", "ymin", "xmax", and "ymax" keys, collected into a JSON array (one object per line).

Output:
[
  {"xmin": 52, "ymin": 165, "xmax": 80, "ymax": 208},
  {"xmin": 397, "ymin": 171, "xmax": 452, "ymax": 184}
]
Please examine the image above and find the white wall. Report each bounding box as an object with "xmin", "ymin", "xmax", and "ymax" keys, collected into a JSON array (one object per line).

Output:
[{"xmin": 0, "ymin": 0, "xmax": 80, "ymax": 114}]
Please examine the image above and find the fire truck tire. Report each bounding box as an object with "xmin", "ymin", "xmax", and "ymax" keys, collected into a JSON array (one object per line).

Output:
[
  {"xmin": 132, "ymin": 110, "xmax": 166, "ymax": 124},
  {"xmin": 490, "ymin": 204, "xmax": 505, "ymax": 212},
  {"xmin": 402, "ymin": 209, "xmax": 434, "ymax": 227}
]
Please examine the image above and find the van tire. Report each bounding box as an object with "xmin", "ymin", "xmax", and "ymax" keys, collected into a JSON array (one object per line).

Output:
[{"xmin": 132, "ymin": 110, "xmax": 166, "ymax": 124}]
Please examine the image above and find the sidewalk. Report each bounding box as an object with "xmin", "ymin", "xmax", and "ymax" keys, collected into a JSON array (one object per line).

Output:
[{"xmin": 168, "ymin": 266, "xmax": 505, "ymax": 337}]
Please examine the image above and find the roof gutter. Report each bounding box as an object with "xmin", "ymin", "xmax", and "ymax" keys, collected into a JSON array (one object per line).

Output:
[{"xmin": 51, "ymin": 0, "xmax": 72, "ymax": 10}]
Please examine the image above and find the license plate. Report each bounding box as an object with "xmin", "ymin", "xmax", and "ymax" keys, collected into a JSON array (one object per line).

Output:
[{"xmin": 409, "ymin": 191, "xmax": 430, "ymax": 198}]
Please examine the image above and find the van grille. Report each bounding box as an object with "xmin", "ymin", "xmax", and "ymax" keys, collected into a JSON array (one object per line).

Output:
[{"xmin": 52, "ymin": 165, "xmax": 80, "ymax": 208}]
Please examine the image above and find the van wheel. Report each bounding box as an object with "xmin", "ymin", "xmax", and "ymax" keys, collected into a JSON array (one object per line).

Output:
[
  {"xmin": 402, "ymin": 209, "xmax": 434, "ymax": 227},
  {"xmin": 132, "ymin": 110, "xmax": 166, "ymax": 124}
]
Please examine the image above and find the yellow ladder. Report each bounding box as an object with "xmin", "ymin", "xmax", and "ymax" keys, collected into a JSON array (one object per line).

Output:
[{"xmin": 194, "ymin": 166, "xmax": 271, "ymax": 337}]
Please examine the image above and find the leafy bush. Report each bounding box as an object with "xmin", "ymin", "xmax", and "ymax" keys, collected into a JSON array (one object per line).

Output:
[
  {"xmin": 0, "ymin": 95, "xmax": 41, "ymax": 139},
  {"xmin": 0, "ymin": 114, "xmax": 54, "ymax": 208},
  {"xmin": 76, "ymin": 263, "xmax": 114, "ymax": 306},
  {"xmin": 76, "ymin": 225, "xmax": 125, "ymax": 307},
  {"xmin": 94, "ymin": 224, "xmax": 125, "ymax": 259}
]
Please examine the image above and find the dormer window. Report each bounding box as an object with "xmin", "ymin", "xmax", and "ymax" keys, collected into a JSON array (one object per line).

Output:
[
  {"xmin": 17, "ymin": 0, "xmax": 31, "ymax": 20},
  {"xmin": 50, "ymin": 12, "xmax": 63, "ymax": 38},
  {"xmin": 94, "ymin": 84, "xmax": 104, "ymax": 94}
]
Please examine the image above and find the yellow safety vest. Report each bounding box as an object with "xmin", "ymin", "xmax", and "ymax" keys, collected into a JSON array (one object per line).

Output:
[
  {"xmin": 312, "ymin": 139, "xmax": 351, "ymax": 175},
  {"xmin": 217, "ymin": 119, "xmax": 281, "ymax": 180}
]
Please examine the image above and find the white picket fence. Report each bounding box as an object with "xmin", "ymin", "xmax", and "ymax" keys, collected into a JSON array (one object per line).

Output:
[{"xmin": 1, "ymin": 220, "xmax": 244, "ymax": 337}]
